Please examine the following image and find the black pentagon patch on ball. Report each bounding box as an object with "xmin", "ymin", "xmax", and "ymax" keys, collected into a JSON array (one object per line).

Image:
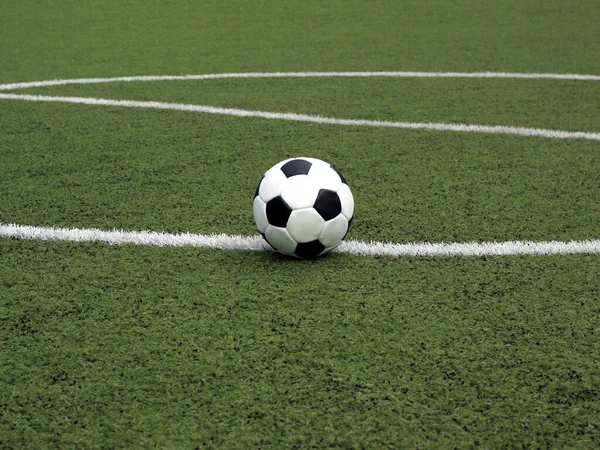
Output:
[
  {"xmin": 281, "ymin": 159, "xmax": 312, "ymax": 178},
  {"xmin": 294, "ymin": 240, "xmax": 325, "ymax": 258},
  {"xmin": 314, "ymin": 189, "xmax": 342, "ymax": 221},
  {"xmin": 266, "ymin": 196, "xmax": 292, "ymax": 227},
  {"xmin": 330, "ymin": 165, "xmax": 347, "ymax": 185}
]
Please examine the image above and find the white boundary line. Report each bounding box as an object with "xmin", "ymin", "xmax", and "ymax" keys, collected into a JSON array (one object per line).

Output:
[
  {"xmin": 1, "ymin": 93, "xmax": 599, "ymax": 141},
  {"xmin": 1, "ymin": 223, "xmax": 599, "ymax": 257},
  {"xmin": 1, "ymin": 71, "xmax": 600, "ymax": 91}
]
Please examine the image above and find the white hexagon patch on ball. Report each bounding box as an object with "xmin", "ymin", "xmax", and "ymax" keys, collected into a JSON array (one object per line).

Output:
[{"xmin": 253, "ymin": 157, "xmax": 354, "ymax": 258}]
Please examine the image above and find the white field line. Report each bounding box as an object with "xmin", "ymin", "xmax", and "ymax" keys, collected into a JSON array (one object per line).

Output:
[
  {"xmin": 2, "ymin": 93, "xmax": 599, "ymax": 141},
  {"xmin": 0, "ymin": 223, "xmax": 270, "ymax": 252},
  {"xmin": 2, "ymin": 223, "xmax": 599, "ymax": 257},
  {"xmin": 1, "ymin": 71, "xmax": 600, "ymax": 91}
]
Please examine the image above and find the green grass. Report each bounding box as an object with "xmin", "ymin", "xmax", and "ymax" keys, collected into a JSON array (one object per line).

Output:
[
  {"xmin": 1, "ymin": 0, "xmax": 600, "ymax": 448},
  {"xmin": 3, "ymin": 241, "xmax": 600, "ymax": 448},
  {"xmin": 2, "ymin": 0, "xmax": 600, "ymax": 81}
]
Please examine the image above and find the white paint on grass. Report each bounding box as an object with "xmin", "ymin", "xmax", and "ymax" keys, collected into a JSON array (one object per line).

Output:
[
  {"xmin": 338, "ymin": 239, "xmax": 600, "ymax": 257},
  {"xmin": 1, "ymin": 71, "xmax": 599, "ymax": 91},
  {"xmin": 0, "ymin": 71, "xmax": 599, "ymax": 140},
  {"xmin": 1, "ymin": 92, "xmax": 599, "ymax": 141},
  {"xmin": 2, "ymin": 223, "xmax": 599, "ymax": 257},
  {"xmin": 0, "ymin": 223, "xmax": 270, "ymax": 252}
]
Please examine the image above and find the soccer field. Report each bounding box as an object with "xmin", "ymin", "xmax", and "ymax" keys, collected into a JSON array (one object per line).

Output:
[{"xmin": 1, "ymin": 1, "xmax": 599, "ymax": 448}]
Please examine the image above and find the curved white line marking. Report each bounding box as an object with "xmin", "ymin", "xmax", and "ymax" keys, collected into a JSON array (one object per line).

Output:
[
  {"xmin": 1, "ymin": 71, "xmax": 599, "ymax": 91},
  {"xmin": 2, "ymin": 93, "xmax": 599, "ymax": 141},
  {"xmin": 1, "ymin": 223, "xmax": 599, "ymax": 257},
  {"xmin": 1, "ymin": 71, "xmax": 599, "ymax": 140}
]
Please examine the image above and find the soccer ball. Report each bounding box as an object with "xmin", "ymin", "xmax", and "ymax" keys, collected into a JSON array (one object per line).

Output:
[{"xmin": 253, "ymin": 157, "xmax": 354, "ymax": 258}]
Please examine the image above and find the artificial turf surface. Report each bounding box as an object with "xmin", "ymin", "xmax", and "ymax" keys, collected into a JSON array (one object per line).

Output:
[
  {"xmin": 3, "ymin": 241, "xmax": 600, "ymax": 448},
  {"xmin": 1, "ymin": 0, "xmax": 599, "ymax": 448}
]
